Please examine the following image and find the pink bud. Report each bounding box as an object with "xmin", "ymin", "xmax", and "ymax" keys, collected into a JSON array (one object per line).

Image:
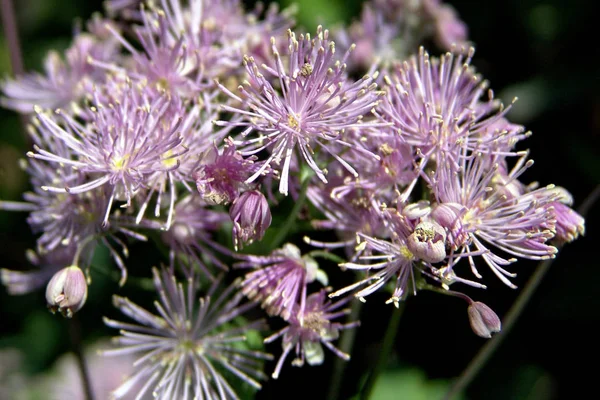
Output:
[
  {"xmin": 45, "ymin": 265, "xmax": 88, "ymax": 318},
  {"xmin": 468, "ymin": 301, "xmax": 501, "ymax": 338},
  {"xmin": 230, "ymin": 190, "xmax": 272, "ymax": 251}
]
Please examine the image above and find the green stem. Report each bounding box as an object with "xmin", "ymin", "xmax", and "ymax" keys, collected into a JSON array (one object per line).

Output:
[
  {"xmin": 307, "ymin": 250, "xmax": 346, "ymax": 265},
  {"xmin": 360, "ymin": 302, "xmax": 405, "ymax": 400},
  {"xmin": 327, "ymin": 298, "xmax": 364, "ymax": 400},
  {"xmin": 69, "ymin": 315, "xmax": 94, "ymax": 400},
  {"xmin": 443, "ymin": 184, "xmax": 600, "ymax": 400},
  {"xmin": 269, "ymin": 177, "xmax": 310, "ymax": 251}
]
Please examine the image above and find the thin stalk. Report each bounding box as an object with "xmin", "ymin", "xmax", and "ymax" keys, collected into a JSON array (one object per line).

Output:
[
  {"xmin": 327, "ymin": 298, "xmax": 364, "ymax": 400},
  {"xmin": 269, "ymin": 177, "xmax": 310, "ymax": 251},
  {"xmin": 360, "ymin": 302, "xmax": 405, "ymax": 400},
  {"xmin": 0, "ymin": 0, "xmax": 24, "ymax": 75},
  {"xmin": 443, "ymin": 184, "xmax": 600, "ymax": 400},
  {"xmin": 69, "ymin": 315, "xmax": 95, "ymax": 400},
  {"xmin": 1, "ymin": 0, "xmax": 29, "ymax": 135}
]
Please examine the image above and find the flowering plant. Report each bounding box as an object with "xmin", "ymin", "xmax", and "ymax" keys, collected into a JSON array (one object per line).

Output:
[{"xmin": 0, "ymin": 0, "xmax": 588, "ymax": 399}]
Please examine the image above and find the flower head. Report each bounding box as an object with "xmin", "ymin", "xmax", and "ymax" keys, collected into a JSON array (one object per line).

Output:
[
  {"xmin": 237, "ymin": 243, "xmax": 328, "ymax": 320},
  {"xmin": 103, "ymin": 267, "xmax": 271, "ymax": 399},
  {"xmin": 27, "ymin": 78, "xmax": 187, "ymax": 227},
  {"xmin": 265, "ymin": 289, "xmax": 359, "ymax": 379},
  {"xmin": 218, "ymin": 26, "xmax": 383, "ymax": 195}
]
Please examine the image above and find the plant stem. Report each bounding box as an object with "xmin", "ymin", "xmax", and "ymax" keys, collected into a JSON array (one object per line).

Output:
[
  {"xmin": 442, "ymin": 184, "xmax": 600, "ymax": 400},
  {"xmin": 327, "ymin": 298, "xmax": 363, "ymax": 400},
  {"xmin": 360, "ymin": 302, "xmax": 405, "ymax": 400},
  {"xmin": 0, "ymin": 0, "xmax": 23, "ymax": 75},
  {"xmin": 69, "ymin": 315, "xmax": 95, "ymax": 400},
  {"xmin": 269, "ymin": 177, "xmax": 310, "ymax": 251}
]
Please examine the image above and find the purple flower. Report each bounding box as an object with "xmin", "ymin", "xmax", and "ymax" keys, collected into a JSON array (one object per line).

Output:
[
  {"xmin": 229, "ymin": 190, "xmax": 272, "ymax": 251},
  {"xmin": 237, "ymin": 243, "xmax": 328, "ymax": 320},
  {"xmin": 103, "ymin": 267, "xmax": 271, "ymax": 399},
  {"xmin": 27, "ymin": 79, "xmax": 187, "ymax": 227},
  {"xmin": 217, "ymin": 26, "xmax": 383, "ymax": 195},
  {"xmin": 332, "ymin": 230, "xmax": 417, "ymax": 307},
  {"xmin": 194, "ymin": 139, "xmax": 258, "ymax": 205},
  {"xmin": 380, "ymin": 47, "xmax": 529, "ymax": 171},
  {"xmin": 265, "ymin": 289, "xmax": 359, "ymax": 379},
  {"xmin": 430, "ymin": 150, "xmax": 559, "ymax": 288},
  {"xmin": 1, "ymin": 33, "xmax": 119, "ymax": 113}
]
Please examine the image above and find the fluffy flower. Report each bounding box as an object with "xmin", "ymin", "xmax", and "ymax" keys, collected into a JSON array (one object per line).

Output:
[
  {"xmin": 103, "ymin": 267, "xmax": 271, "ymax": 399},
  {"xmin": 27, "ymin": 78, "xmax": 187, "ymax": 227},
  {"xmin": 430, "ymin": 150, "xmax": 559, "ymax": 288},
  {"xmin": 265, "ymin": 289, "xmax": 359, "ymax": 379},
  {"xmin": 217, "ymin": 26, "xmax": 383, "ymax": 195},
  {"xmin": 237, "ymin": 243, "xmax": 328, "ymax": 320}
]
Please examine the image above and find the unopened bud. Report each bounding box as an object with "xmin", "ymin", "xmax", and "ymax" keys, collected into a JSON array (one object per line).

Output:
[
  {"xmin": 230, "ymin": 190, "xmax": 272, "ymax": 250},
  {"xmin": 407, "ymin": 220, "xmax": 447, "ymax": 263},
  {"xmin": 45, "ymin": 265, "xmax": 88, "ymax": 318},
  {"xmin": 467, "ymin": 301, "xmax": 501, "ymax": 338}
]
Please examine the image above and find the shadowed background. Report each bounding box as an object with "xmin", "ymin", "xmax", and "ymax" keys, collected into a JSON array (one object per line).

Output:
[{"xmin": 0, "ymin": 1, "xmax": 598, "ymax": 399}]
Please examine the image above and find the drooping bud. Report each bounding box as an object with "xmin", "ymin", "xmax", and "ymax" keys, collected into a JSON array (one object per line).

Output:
[
  {"xmin": 467, "ymin": 301, "xmax": 501, "ymax": 338},
  {"xmin": 407, "ymin": 220, "xmax": 447, "ymax": 263},
  {"xmin": 230, "ymin": 190, "xmax": 272, "ymax": 251},
  {"xmin": 45, "ymin": 265, "xmax": 88, "ymax": 318}
]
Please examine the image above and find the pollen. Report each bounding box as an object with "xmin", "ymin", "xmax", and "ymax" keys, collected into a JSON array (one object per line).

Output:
[
  {"xmin": 399, "ymin": 245, "xmax": 414, "ymax": 260},
  {"xmin": 111, "ymin": 155, "xmax": 129, "ymax": 171},
  {"xmin": 162, "ymin": 150, "xmax": 178, "ymax": 168},
  {"xmin": 287, "ymin": 113, "xmax": 301, "ymax": 130},
  {"xmin": 300, "ymin": 63, "xmax": 313, "ymax": 77}
]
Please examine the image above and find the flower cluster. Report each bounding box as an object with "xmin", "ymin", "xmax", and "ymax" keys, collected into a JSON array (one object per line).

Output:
[{"xmin": 0, "ymin": 0, "xmax": 585, "ymax": 397}]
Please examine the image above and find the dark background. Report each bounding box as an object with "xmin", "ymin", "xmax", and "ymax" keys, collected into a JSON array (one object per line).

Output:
[{"xmin": 0, "ymin": 1, "xmax": 598, "ymax": 399}]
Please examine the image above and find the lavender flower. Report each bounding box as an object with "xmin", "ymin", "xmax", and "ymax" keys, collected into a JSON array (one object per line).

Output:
[
  {"xmin": 194, "ymin": 139, "xmax": 258, "ymax": 205},
  {"xmin": 265, "ymin": 289, "xmax": 359, "ymax": 379},
  {"xmin": 27, "ymin": 78, "xmax": 187, "ymax": 227},
  {"xmin": 331, "ymin": 227, "xmax": 417, "ymax": 307},
  {"xmin": 430, "ymin": 150, "xmax": 559, "ymax": 288},
  {"xmin": 380, "ymin": 47, "xmax": 529, "ymax": 173},
  {"xmin": 237, "ymin": 243, "xmax": 328, "ymax": 320},
  {"xmin": 217, "ymin": 26, "xmax": 383, "ymax": 195},
  {"xmin": 103, "ymin": 267, "xmax": 271, "ymax": 399},
  {"xmin": 1, "ymin": 33, "xmax": 119, "ymax": 113}
]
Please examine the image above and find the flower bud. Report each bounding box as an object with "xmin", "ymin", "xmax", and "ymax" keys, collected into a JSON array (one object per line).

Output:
[
  {"xmin": 467, "ymin": 301, "xmax": 501, "ymax": 338},
  {"xmin": 230, "ymin": 190, "xmax": 272, "ymax": 251},
  {"xmin": 551, "ymin": 202, "xmax": 585, "ymax": 243},
  {"xmin": 45, "ymin": 265, "xmax": 88, "ymax": 318},
  {"xmin": 407, "ymin": 220, "xmax": 447, "ymax": 263}
]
